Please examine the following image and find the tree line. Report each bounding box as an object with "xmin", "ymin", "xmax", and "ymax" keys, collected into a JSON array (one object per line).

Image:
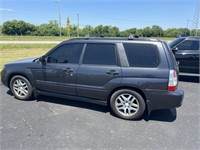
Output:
[{"xmin": 1, "ymin": 20, "xmax": 199, "ymax": 37}]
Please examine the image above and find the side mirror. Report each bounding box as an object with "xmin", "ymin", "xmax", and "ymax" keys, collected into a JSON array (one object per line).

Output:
[{"xmin": 39, "ymin": 56, "xmax": 46, "ymax": 64}]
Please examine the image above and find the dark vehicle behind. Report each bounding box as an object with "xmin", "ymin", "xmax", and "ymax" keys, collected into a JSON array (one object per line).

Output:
[{"xmin": 169, "ymin": 36, "xmax": 200, "ymax": 76}]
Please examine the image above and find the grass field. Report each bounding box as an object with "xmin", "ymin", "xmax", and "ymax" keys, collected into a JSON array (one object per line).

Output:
[
  {"xmin": 0, "ymin": 36, "xmax": 69, "ymax": 41},
  {"xmin": 0, "ymin": 44, "xmax": 56, "ymax": 69},
  {"xmin": 0, "ymin": 35, "xmax": 175, "ymax": 41}
]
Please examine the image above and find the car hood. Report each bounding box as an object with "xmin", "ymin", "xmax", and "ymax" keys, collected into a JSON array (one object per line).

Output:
[{"xmin": 6, "ymin": 58, "xmax": 35, "ymax": 65}]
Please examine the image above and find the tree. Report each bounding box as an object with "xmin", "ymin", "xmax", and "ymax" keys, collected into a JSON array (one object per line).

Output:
[
  {"xmin": 120, "ymin": 28, "xmax": 137, "ymax": 37},
  {"xmin": 2, "ymin": 20, "xmax": 35, "ymax": 35},
  {"xmin": 142, "ymin": 27, "xmax": 152, "ymax": 37},
  {"xmin": 80, "ymin": 25, "xmax": 94, "ymax": 36},
  {"xmin": 177, "ymin": 28, "xmax": 190, "ymax": 36},
  {"xmin": 163, "ymin": 28, "xmax": 178, "ymax": 37},
  {"xmin": 136, "ymin": 29, "xmax": 143, "ymax": 36},
  {"xmin": 151, "ymin": 25, "xmax": 163, "ymax": 37},
  {"xmin": 93, "ymin": 25, "xmax": 105, "ymax": 36},
  {"xmin": 1, "ymin": 19, "xmax": 197, "ymax": 37},
  {"xmin": 32, "ymin": 20, "xmax": 60, "ymax": 36},
  {"xmin": 110, "ymin": 26, "xmax": 120, "ymax": 37},
  {"xmin": 0, "ymin": 25, "xmax": 2, "ymax": 35}
]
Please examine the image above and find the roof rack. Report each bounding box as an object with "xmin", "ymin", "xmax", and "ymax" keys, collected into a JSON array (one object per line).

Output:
[
  {"xmin": 128, "ymin": 34, "xmax": 139, "ymax": 39},
  {"xmin": 84, "ymin": 34, "xmax": 139, "ymax": 40},
  {"xmin": 67, "ymin": 34, "xmax": 159, "ymax": 42}
]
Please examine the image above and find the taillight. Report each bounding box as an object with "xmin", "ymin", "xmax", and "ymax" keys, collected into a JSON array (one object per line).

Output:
[{"xmin": 168, "ymin": 70, "xmax": 178, "ymax": 91}]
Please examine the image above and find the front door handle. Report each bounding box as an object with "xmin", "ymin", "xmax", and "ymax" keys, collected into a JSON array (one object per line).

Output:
[
  {"xmin": 106, "ymin": 70, "xmax": 119, "ymax": 76},
  {"xmin": 63, "ymin": 68, "xmax": 73, "ymax": 73}
]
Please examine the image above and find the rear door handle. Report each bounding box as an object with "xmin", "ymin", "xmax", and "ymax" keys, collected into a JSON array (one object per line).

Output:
[
  {"xmin": 106, "ymin": 70, "xmax": 119, "ymax": 76},
  {"xmin": 63, "ymin": 68, "xmax": 73, "ymax": 73}
]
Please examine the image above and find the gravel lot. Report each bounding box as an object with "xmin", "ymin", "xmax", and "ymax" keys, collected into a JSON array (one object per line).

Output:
[{"xmin": 0, "ymin": 79, "xmax": 199, "ymax": 150}]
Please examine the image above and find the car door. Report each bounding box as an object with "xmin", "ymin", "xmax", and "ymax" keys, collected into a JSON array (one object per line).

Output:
[
  {"xmin": 33, "ymin": 43, "xmax": 84, "ymax": 95},
  {"xmin": 76, "ymin": 43, "xmax": 122, "ymax": 101},
  {"xmin": 174, "ymin": 39, "xmax": 200, "ymax": 74}
]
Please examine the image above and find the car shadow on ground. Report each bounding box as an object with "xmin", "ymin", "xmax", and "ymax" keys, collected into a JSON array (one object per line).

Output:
[
  {"xmin": 37, "ymin": 95, "xmax": 109, "ymax": 113},
  {"xmin": 6, "ymin": 89, "xmax": 177, "ymax": 122},
  {"xmin": 36, "ymin": 95, "xmax": 177, "ymax": 122},
  {"xmin": 142, "ymin": 108, "xmax": 177, "ymax": 122}
]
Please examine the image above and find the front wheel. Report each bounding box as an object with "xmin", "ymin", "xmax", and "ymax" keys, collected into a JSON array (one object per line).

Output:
[
  {"xmin": 110, "ymin": 89, "xmax": 146, "ymax": 120},
  {"xmin": 10, "ymin": 75, "xmax": 33, "ymax": 100}
]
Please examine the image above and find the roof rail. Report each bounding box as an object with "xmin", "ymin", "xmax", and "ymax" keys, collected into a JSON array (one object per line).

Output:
[
  {"xmin": 85, "ymin": 34, "xmax": 90, "ymax": 39},
  {"xmin": 128, "ymin": 34, "xmax": 139, "ymax": 40},
  {"xmin": 84, "ymin": 34, "xmax": 140, "ymax": 40}
]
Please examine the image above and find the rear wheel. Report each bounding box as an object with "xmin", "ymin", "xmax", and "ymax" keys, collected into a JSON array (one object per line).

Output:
[
  {"xmin": 10, "ymin": 75, "xmax": 33, "ymax": 100},
  {"xmin": 110, "ymin": 89, "xmax": 146, "ymax": 120}
]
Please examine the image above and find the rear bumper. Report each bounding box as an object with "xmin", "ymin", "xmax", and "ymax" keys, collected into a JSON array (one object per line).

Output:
[{"xmin": 145, "ymin": 88, "xmax": 184, "ymax": 113}]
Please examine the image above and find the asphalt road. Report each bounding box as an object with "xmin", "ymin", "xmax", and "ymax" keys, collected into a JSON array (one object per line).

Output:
[{"xmin": 0, "ymin": 80, "xmax": 199, "ymax": 150}]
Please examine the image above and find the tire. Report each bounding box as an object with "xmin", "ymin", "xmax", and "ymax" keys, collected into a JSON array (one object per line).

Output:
[
  {"xmin": 110, "ymin": 89, "xmax": 146, "ymax": 120},
  {"xmin": 10, "ymin": 75, "xmax": 33, "ymax": 100}
]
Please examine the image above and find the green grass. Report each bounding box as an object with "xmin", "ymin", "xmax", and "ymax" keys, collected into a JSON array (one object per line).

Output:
[
  {"xmin": 0, "ymin": 35, "xmax": 70, "ymax": 41},
  {"xmin": 0, "ymin": 44, "xmax": 56, "ymax": 69},
  {"xmin": 156, "ymin": 37, "xmax": 175, "ymax": 41},
  {"xmin": 0, "ymin": 35, "xmax": 175, "ymax": 41}
]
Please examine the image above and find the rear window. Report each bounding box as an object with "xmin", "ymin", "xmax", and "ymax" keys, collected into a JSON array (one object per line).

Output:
[{"xmin": 123, "ymin": 43, "xmax": 159, "ymax": 67}]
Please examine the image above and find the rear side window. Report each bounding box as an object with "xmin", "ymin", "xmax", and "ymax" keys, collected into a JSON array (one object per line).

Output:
[
  {"xmin": 82, "ymin": 44, "xmax": 117, "ymax": 66},
  {"xmin": 123, "ymin": 43, "xmax": 159, "ymax": 67}
]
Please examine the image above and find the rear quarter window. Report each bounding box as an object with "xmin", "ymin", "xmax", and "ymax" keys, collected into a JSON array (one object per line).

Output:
[{"xmin": 123, "ymin": 43, "xmax": 160, "ymax": 67}]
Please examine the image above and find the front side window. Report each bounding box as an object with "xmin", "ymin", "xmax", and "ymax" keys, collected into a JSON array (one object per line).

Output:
[
  {"xmin": 82, "ymin": 44, "xmax": 117, "ymax": 66},
  {"xmin": 177, "ymin": 40, "xmax": 199, "ymax": 50},
  {"xmin": 168, "ymin": 38, "xmax": 185, "ymax": 48},
  {"xmin": 123, "ymin": 43, "xmax": 159, "ymax": 67},
  {"xmin": 47, "ymin": 44, "xmax": 83, "ymax": 64}
]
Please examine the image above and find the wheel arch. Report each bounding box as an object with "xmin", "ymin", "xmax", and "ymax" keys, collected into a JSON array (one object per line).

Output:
[
  {"xmin": 107, "ymin": 86, "xmax": 147, "ymax": 106},
  {"xmin": 8, "ymin": 73, "xmax": 34, "ymax": 89}
]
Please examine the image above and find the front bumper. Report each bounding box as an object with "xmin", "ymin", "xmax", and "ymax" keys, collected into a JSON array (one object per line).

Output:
[
  {"xmin": 145, "ymin": 88, "xmax": 184, "ymax": 113},
  {"xmin": 1, "ymin": 68, "xmax": 8, "ymax": 87}
]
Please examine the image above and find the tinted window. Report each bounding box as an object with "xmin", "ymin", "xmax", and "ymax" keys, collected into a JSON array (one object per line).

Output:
[
  {"xmin": 123, "ymin": 43, "xmax": 159, "ymax": 67},
  {"xmin": 47, "ymin": 44, "xmax": 83, "ymax": 64},
  {"xmin": 177, "ymin": 40, "xmax": 199, "ymax": 50},
  {"xmin": 82, "ymin": 44, "xmax": 117, "ymax": 65},
  {"xmin": 169, "ymin": 38, "xmax": 185, "ymax": 48}
]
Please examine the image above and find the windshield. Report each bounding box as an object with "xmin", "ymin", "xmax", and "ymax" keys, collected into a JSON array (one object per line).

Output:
[{"xmin": 168, "ymin": 38, "xmax": 185, "ymax": 48}]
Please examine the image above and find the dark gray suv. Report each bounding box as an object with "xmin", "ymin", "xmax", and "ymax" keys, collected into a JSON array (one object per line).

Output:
[{"xmin": 1, "ymin": 37, "xmax": 184, "ymax": 120}]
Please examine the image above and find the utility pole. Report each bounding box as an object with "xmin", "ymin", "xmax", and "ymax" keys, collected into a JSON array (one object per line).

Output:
[
  {"xmin": 185, "ymin": 19, "xmax": 191, "ymax": 36},
  {"xmin": 186, "ymin": 19, "xmax": 192, "ymax": 29},
  {"xmin": 57, "ymin": 0, "xmax": 62, "ymax": 36},
  {"xmin": 191, "ymin": 2, "xmax": 200, "ymax": 36},
  {"xmin": 77, "ymin": 13, "xmax": 79, "ymax": 37}
]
